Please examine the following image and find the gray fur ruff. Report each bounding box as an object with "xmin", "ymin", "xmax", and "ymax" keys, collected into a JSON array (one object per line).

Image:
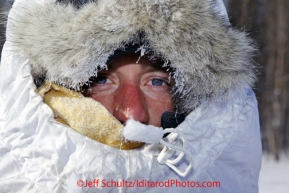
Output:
[{"xmin": 6, "ymin": 0, "xmax": 257, "ymax": 113}]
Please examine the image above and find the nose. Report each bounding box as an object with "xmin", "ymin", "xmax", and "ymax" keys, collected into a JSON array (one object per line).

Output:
[{"xmin": 113, "ymin": 83, "xmax": 149, "ymax": 124}]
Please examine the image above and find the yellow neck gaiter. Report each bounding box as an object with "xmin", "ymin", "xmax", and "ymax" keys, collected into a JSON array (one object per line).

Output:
[{"xmin": 36, "ymin": 81, "xmax": 144, "ymax": 150}]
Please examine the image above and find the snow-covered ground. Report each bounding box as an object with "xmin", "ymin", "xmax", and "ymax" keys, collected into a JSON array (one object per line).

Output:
[{"xmin": 259, "ymin": 154, "xmax": 289, "ymax": 193}]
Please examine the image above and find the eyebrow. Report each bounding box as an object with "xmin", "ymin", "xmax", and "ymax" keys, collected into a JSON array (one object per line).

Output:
[
  {"xmin": 145, "ymin": 62, "xmax": 168, "ymax": 72},
  {"xmin": 107, "ymin": 55, "xmax": 169, "ymax": 72}
]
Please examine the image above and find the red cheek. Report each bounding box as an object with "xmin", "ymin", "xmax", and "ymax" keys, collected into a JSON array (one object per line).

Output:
[{"xmin": 146, "ymin": 95, "xmax": 174, "ymax": 126}]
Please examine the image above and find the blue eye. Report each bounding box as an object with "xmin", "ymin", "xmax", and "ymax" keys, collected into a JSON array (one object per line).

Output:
[
  {"xmin": 94, "ymin": 76, "xmax": 107, "ymax": 84},
  {"xmin": 151, "ymin": 79, "xmax": 164, "ymax": 86}
]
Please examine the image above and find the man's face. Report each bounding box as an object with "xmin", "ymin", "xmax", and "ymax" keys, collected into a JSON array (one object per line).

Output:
[{"xmin": 85, "ymin": 53, "xmax": 174, "ymax": 127}]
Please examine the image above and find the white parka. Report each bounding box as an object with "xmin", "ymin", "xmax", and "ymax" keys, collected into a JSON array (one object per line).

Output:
[{"xmin": 0, "ymin": 0, "xmax": 261, "ymax": 192}]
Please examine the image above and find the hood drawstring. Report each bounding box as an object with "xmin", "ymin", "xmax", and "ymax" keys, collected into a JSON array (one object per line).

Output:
[
  {"xmin": 157, "ymin": 129, "xmax": 193, "ymax": 177},
  {"xmin": 123, "ymin": 119, "xmax": 193, "ymax": 177}
]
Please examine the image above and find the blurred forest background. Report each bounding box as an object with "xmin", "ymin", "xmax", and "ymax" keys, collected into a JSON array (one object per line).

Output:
[
  {"xmin": 1, "ymin": 0, "xmax": 288, "ymax": 160},
  {"xmin": 224, "ymin": 0, "xmax": 289, "ymax": 160}
]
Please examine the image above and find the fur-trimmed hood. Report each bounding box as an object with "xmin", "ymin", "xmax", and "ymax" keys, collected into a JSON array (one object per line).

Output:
[{"xmin": 6, "ymin": 0, "xmax": 256, "ymax": 113}]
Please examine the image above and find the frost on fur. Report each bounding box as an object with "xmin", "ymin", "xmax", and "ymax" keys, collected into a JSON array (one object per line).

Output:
[{"xmin": 7, "ymin": 0, "xmax": 257, "ymax": 113}]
